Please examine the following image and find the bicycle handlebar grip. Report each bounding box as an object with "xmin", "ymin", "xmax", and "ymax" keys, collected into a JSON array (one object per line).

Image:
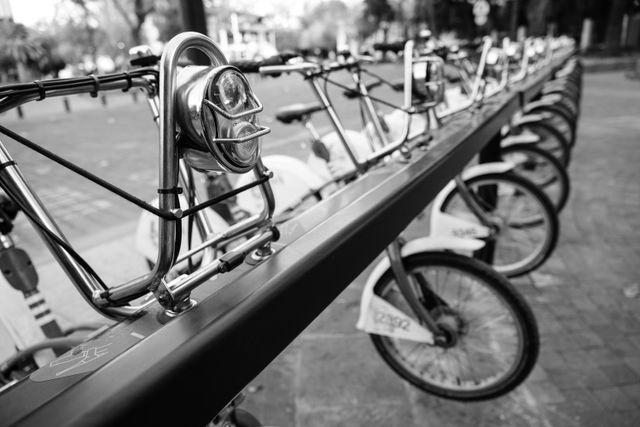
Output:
[
  {"xmin": 373, "ymin": 40, "xmax": 406, "ymax": 53},
  {"xmin": 433, "ymin": 46, "xmax": 450, "ymax": 59},
  {"xmin": 230, "ymin": 59, "xmax": 262, "ymax": 73},
  {"xmin": 231, "ymin": 52, "xmax": 300, "ymax": 75},
  {"xmin": 259, "ymin": 62, "xmax": 319, "ymax": 77},
  {"xmin": 277, "ymin": 51, "xmax": 300, "ymax": 62},
  {"xmin": 129, "ymin": 55, "xmax": 160, "ymax": 67},
  {"xmin": 459, "ymin": 40, "xmax": 483, "ymax": 50},
  {"xmin": 342, "ymin": 80, "xmax": 383, "ymax": 99}
]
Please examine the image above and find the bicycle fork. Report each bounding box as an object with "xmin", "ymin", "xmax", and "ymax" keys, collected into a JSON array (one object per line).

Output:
[
  {"xmin": 453, "ymin": 175, "xmax": 499, "ymax": 230},
  {"xmin": 385, "ymin": 239, "xmax": 450, "ymax": 346}
]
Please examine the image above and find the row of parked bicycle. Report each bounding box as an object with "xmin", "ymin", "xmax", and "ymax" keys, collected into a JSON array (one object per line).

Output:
[{"xmin": 0, "ymin": 31, "xmax": 580, "ymax": 425}]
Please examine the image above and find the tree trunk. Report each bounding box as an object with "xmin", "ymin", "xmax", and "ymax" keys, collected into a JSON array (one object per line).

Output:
[
  {"xmin": 132, "ymin": 25, "xmax": 142, "ymax": 46},
  {"xmin": 426, "ymin": 0, "xmax": 437, "ymax": 34},
  {"xmin": 604, "ymin": 0, "xmax": 628, "ymax": 55},
  {"xmin": 526, "ymin": 0, "xmax": 550, "ymax": 36},
  {"xmin": 509, "ymin": 0, "xmax": 520, "ymax": 39},
  {"xmin": 179, "ymin": 0, "xmax": 208, "ymax": 64}
]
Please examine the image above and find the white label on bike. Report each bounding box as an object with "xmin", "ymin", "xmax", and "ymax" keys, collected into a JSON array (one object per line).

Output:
[
  {"xmin": 357, "ymin": 294, "xmax": 434, "ymax": 344},
  {"xmin": 431, "ymin": 212, "xmax": 491, "ymax": 239},
  {"xmin": 501, "ymin": 133, "xmax": 540, "ymax": 146}
]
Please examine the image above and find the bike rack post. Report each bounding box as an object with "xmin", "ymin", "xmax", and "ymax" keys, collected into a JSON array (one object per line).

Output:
[{"xmin": 475, "ymin": 131, "xmax": 502, "ymax": 264}]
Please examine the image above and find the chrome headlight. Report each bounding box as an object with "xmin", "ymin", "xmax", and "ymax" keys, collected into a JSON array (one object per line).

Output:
[
  {"xmin": 486, "ymin": 47, "xmax": 502, "ymax": 66},
  {"xmin": 485, "ymin": 47, "xmax": 507, "ymax": 78},
  {"xmin": 176, "ymin": 65, "xmax": 269, "ymax": 174},
  {"xmin": 412, "ymin": 56, "xmax": 445, "ymax": 109},
  {"xmin": 505, "ymin": 42, "xmax": 519, "ymax": 59}
]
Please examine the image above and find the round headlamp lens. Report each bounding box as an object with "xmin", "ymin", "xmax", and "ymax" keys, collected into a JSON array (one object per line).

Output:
[
  {"xmin": 223, "ymin": 121, "xmax": 260, "ymax": 166},
  {"xmin": 217, "ymin": 71, "xmax": 248, "ymax": 115}
]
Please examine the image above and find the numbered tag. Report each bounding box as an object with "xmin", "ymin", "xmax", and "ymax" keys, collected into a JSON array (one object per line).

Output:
[
  {"xmin": 431, "ymin": 211, "xmax": 491, "ymax": 239},
  {"xmin": 357, "ymin": 294, "xmax": 434, "ymax": 343}
]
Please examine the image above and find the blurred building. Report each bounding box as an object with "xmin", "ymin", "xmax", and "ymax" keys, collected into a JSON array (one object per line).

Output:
[
  {"xmin": 208, "ymin": 11, "xmax": 278, "ymax": 60},
  {"xmin": 409, "ymin": 0, "xmax": 640, "ymax": 54},
  {"xmin": 0, "ymin": 0, "xmax": 12, "ymax": 21}
]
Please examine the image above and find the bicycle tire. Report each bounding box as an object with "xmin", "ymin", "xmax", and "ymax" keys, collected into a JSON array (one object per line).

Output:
[
  {"xmin": 512, "ymin": 120, "xmax": 571, "ymax": 167},
  {"xmin": 370, "ymin": 251, "xmax": 539, "ymax": 401},
  {"xmin": 501, "ymin": 143, "xmax": 571, "ymax": 213},
  {"xmin": 440, "ymin": 172, "xmax": 559, "ymax": 277},
  {"xmin": 542, "ymin": 90, "xmax": 580, "ymax": 117},
  {"xmin": 232, "ymin": 408, "xmax": 263, "ymax": 427},
  {"xmin": 525, "ymin": 104, "xmax": 576, "ymax": 147}
]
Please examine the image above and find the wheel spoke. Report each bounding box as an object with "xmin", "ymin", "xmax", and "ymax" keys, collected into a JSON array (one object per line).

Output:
[{"xmin": 373, "ymin": 254, "xmax": 532, "ymax": 397}]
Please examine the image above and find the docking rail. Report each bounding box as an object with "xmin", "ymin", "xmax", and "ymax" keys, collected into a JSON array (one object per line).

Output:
[{"xmin": 0, "ymin": 53, "xmax": 573, "ymax": 427}]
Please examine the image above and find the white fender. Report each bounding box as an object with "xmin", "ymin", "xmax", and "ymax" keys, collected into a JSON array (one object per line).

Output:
[
  {"xmin": 235, "ymin": 155, "xmax": 328, "ymax": 216},
  {"xmin": 429, "ymin": 161, "xmax": 515, "ymax": 243},
  {"xmin": 461, "ymin": 161, "xmax": 515, "ymax": 178},
  {"xmin": 372, "ymin": 109, "xmax": 428, "ymax": 143},
  {"xmin": 501, "ymin": 132, "xmax": 541, "ymax": 147},
  {"xmin": 431, "ymin": 160, "xmax": 515, "ymax": 214},
  {"xmin": 306, "ymin": 129, "xmax": 373, "ymax": 181},
  {"xmin": 356, "ymin": 236, "xmax": 485, "ymax": 342},
  {"xmin": 437, "ymin": 85, "xmax": 472, "ymax": 114},
  {"xmin": 135, "ymin": 195, "xmax": 230, "ymax": 263}
]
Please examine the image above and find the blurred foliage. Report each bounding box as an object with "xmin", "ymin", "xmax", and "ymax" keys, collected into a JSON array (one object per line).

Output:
[
  {"xmin": 154, "ymin": 0, "xmax": 184, "ymax": 42},
  {"xmin": 0, "ymin": 21, "xmax": 66, "ymax": 81},
  {"xmin": 275, "ymin": 29, "xmax": 303, "ymax": 52},
  {"xmin": 0, "ymin": 0, "xmax": 171, "ymax": 80},
  {"xmin": 111, "ymin": 0, "xmax": 155, "ymax": 45},
  {"xmin": 299, "ymin": 0, "xmax": 350, "ymax": 50},
  {"xmin": 2, "ymin": 0, "xmax": 638, "ymax": 81},
  {"xmin": 358, "ymin": 0, "xmax": 395, "ymax": 40}
]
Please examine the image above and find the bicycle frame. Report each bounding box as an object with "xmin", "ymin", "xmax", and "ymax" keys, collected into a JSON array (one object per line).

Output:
[
  {"xmin": 344, "ymin": 38, "xmax": 541, "ymax": 248},
  {"xmin": 0, "ymin": 32, "xmax": 278, "ymax": 317},
  {"xmin": 260, "ymin": 41, "xmax": 422, "ymax": 174}
]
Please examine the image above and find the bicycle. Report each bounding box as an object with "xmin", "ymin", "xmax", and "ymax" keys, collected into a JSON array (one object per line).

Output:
[
  {"xmin": 380, "ymin": 36, "xmax": 575, "ymax": 213},
  {"xmin": 314, "ymin": 38, "xmax": 560, "ymax": 278},
  {"xmin": 0, "ymin": 32, "xmax": 279, "ymax": 425},
  {"xmin": 227, "ymin": 40, "xmax": 542, "ymax": 400}
]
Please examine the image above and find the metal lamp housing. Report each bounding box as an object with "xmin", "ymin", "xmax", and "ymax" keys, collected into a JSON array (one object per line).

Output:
[
  {"xmin": 176, "ymin": 65, "xmax": 268, "ymax": 174},
  {"xmin": 412, "ymin": 57, "xmax": 445, "ymax": 108}
]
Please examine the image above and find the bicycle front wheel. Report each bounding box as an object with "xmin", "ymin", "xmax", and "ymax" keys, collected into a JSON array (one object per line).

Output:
[
  {"xmin": 371, "ymin": 251, "xmax": 539, "ymax": 401},
  {"xmin": 440, "ymin": 172, "xmax": 559, "ymax": 277}
]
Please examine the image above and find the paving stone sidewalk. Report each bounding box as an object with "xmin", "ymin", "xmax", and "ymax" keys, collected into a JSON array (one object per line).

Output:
[{"xmin": 240, "ymin": 72, "xmax": 640, "ymax": 426}]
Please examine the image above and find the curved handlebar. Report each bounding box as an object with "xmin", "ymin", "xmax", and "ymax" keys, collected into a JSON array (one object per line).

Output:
[
  {"xmin": 259, "ymin": 56, "xmax": 373, "ymax": 78},
  {"xmin": 259, "ymin": 62, "xmax": 320, "ymax": 76},
  {"xmin": 230, "ymin": 52, "xmax": 300, "ymax": 73}
]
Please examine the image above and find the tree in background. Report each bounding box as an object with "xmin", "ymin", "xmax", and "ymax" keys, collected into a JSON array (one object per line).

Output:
[
  {"xmin": 413, "ymin": 0, "xmax": 438, "ymax": 35},
  {"xmin": 299, "ymin": 0, "xmax": 350, "ymax": 51},
  {"xmin": 525, "ymin": 0, "xmax": 551, "ymax": 36},
  {"xmin": 275, "ymin": 29, "xmax": 302, "ymax": 52},
  {"xmin": 154, "ymin": 0, "xmax": 183, "ymax": 42},
  {"xmin": 112, "ymin": 0, "xmax": 156, "ymax": 46},
  {"xmin": 69, "ymin": 0, "xmax": 102, "ymax": 67},
  {"xmin": 359, "ymin": 0, "xmax": 395, "ymax": 41},
  {"xmin": 604, "ymin": 0, "xmax": 635, "ymax": 54},
  {"xmin": 0, "ymin": 21, "xmax": 45, "ymax": 81},
  {"xmin": 33, "ymin": 36, "xmax": 67, "ymax": 77}
]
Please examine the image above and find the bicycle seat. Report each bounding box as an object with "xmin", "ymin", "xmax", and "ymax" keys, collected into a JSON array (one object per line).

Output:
[
  {"xmin": 275, "ymin": 103, "xmax": 325, "ymax": 124},
  {"xmin": 390, "ymin": 79, "xmax": 404, "ymax": 92},
  {"xmin": 343, "ymin": 80, "xmax": 383, "ymax": 98},
  {"xmin": 390, "ymin": 78, "xmax": 431, "ymax": 102}
]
